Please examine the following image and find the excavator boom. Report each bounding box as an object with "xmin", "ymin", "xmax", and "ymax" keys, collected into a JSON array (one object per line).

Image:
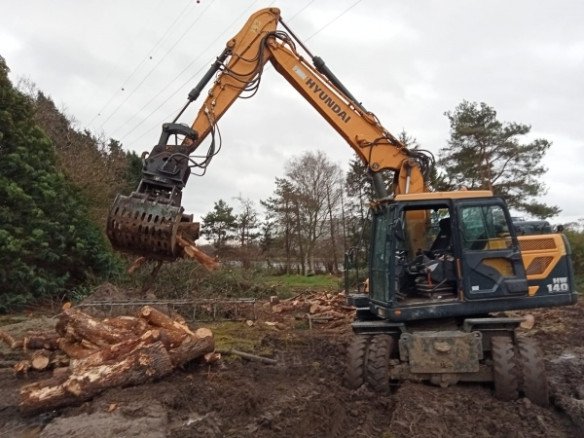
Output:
[{"xmin": 107, "ymin": 7, "xmax": 432, "ymax": 260}]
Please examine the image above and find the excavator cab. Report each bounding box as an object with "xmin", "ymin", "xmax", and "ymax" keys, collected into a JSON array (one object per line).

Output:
[{"xmin": 361, "ymin": 191, "xmax": 576, "ymax": 322}]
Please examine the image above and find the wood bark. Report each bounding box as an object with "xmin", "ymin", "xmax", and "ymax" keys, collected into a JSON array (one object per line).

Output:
[
  {"xmin": 57, "ymin": 338, "xmax": 97, "ymax": 359},
  {"xmin": 167, "ymin": 328, "xmax": 214, "ymax": 367},
  {"xmin": 102, "ymin": 316, "xmax": 149, "ymax": 334},
  {"xmin": 139, "ymin": 306, "xmax": 195, "ymax": 336},
  {"xmin": 20, "ymin": 341, "xmax": 173, "ymax": 412},
  {"xmin": 0, "ymin": 331, "xmax": 23, "ymax": 349},
  {"xmin": 177, "ymin": 234, "xmax": 220, "ymax": 271},
  {"xmin": 69, "ymin": 330, "xmax": 160, "ymax": 370},
  {"xmin": 23, "ymin": 332, "xmax": 60, "ymax": 351},
  {"xmin": 18, "ymin": 306, "xmax": 216, "ymax": 412},
  {"xmin": 58, "ymin": 308, "xmax": 132, "ymax": 346}
]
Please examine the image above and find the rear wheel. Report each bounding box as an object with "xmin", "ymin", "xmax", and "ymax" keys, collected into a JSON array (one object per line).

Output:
[
  {"xmin": 366, "ymin": 334, "xmax": 394, "ymax": 393},
  {"xmin": 344, "ymin": 335, "xmax": 370, "ymax": 389},
  {"xmin": 491, "ymin": 336, "xmax": 519, "ymax": 401},
  {"xmin": 516, "ymin": 336, "xmax": 549, "ymax": 407}
]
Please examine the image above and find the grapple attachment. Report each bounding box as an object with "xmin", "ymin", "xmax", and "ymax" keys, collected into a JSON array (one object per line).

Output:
[{"xmin": 106, "ymin": 193, "xmax": 199, "ymax": 261}]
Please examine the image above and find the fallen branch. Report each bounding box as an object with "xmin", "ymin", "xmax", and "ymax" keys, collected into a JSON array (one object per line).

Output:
[{"xmin": 217, "ymin": 348, "xmax": 277, "ymax": 365}]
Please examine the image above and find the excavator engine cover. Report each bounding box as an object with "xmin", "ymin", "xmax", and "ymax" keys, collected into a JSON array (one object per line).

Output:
[{"xmin": 107, "ymin": 193, "xmax": 199, "ymax": 261}]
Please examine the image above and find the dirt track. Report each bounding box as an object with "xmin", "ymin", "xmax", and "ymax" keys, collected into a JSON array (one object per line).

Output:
[{"xmin": 1, "ymin": 300, "xmax": 584, "ymax": 437}]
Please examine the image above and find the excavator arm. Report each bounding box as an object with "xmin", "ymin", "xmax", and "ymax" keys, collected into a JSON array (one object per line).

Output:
[{"xmin": 107, "ymin": 7, "xmax": 432, "ymax": 260}]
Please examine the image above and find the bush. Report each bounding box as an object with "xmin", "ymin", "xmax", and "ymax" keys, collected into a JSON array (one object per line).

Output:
[{"xmin": 565, "ymin": 230, "xmax": 584, "ymax": 291}]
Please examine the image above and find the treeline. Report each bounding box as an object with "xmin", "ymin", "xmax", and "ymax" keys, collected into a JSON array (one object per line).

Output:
[
  {"xmin": 2, "ymin": 52, "xmax": 580, "ymax": 310},
  {"xmin": 0, "ymin": 57, "xmax": 139, "ymax": 310}
]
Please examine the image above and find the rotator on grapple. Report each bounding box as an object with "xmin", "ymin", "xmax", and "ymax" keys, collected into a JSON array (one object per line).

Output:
[{"xmin": 107, "ymin": 123, "xmax": 200, "ymax": 261}]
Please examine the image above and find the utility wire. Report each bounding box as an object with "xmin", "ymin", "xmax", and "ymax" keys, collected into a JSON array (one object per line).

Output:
[
  {"xmin": 118, "ymin": 0, "xmax": 267, "ymax": 143},
  {"xmin": 306, "ymin": 0, "xmax": 364, "ymax": 41},
  {"xmin": 88, "ymin": 0, "xmax": 194, "ymax": 127},
  {"xmin": 98, "ymin": 0, "xmax": 217, "ymax": 130},
  {"xmin": 123, "ymin": 0, "xmax": 359, "ymax": 148}
]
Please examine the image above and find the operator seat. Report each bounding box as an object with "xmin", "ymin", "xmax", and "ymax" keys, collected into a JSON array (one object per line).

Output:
[{"xmin": 430, "ymin": 217, "xmax": 452, "ymax": 254}]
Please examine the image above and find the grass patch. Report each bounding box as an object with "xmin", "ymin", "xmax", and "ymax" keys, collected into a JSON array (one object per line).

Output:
[{"xmin": 263, "ymin": 274, "xmax": 340, "ymax": 295}]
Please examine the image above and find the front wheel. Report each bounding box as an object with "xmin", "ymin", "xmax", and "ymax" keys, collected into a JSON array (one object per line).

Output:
[
  {"xmin": 344, "ymin": 335, "xmax": 371, "ymax": 389},
  {"xmin": 366, "ymin": 334, "xmax": 395, "ymax": 393},
  {"xmin": 491, "ymin": 336, "xmax": 520, "ymax": 401}
]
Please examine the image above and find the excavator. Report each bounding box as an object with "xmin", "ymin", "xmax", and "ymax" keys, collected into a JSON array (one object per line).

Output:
[{"xmin": 106, "ymin": 8, "xmax": 577, "ymax": 406}]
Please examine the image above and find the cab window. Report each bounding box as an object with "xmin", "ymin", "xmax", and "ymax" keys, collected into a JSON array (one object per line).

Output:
[{"xmin": 460, "ymin": 205, "xmax": 511, "ymax": 250}]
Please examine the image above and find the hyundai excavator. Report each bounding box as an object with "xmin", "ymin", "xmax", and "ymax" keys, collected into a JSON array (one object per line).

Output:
[{"xmin": 106, "ymin": 8, "xmax": 577, "ymax": 406}]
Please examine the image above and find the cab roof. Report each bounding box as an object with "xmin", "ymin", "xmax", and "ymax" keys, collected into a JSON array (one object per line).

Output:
[{"xmin": 394, "ymin": 190, "xmax": 494, "ymax": 202}]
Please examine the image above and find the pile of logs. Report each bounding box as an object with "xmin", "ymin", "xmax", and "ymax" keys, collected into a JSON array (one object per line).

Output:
[
  {"xmin": 270, "ymin": 291, "xmax": 354, "ymax": 326},
  {"xmin": 0, "ymin": 306, "xmax": 215, "ymax": 412}
]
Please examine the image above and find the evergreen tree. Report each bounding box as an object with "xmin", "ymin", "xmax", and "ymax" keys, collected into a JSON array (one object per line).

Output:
[
  {"xmin": 439, "ymin": 101, "xmax": 559, "ymax": 218},
  {"xmin": 202, "ymin": 199, "xmax": 238, "ymax": 250},
  {"xmin": 0, "ymin": 56, "xmax": 118, "ymax": 310}
]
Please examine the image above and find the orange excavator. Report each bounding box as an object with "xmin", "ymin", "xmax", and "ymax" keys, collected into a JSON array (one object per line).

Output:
[{"xmin": 107, "ymin": 8, "xmax": 576, "ymax": 406}]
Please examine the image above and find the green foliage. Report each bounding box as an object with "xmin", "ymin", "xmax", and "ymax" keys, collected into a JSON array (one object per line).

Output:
[
  {"xmin": 28, "ymin": 92, "xmax": 139, "ymax": 228},
  {"xmin": 439, "ymin": 101, "xmax": 559, "ymax": 219},
  {"xmin": 0, "ymin": 57, "xmax": 120, "ymax": 311},
  {"xmin": 124, "ymin": 150, "xmax": 143, "ymax": 192},
  {"xmin": 119, "ymin": 259, "xmax": 340, "ymax": 300},
  {"xmin": 119, "ymin": 260, "xmax": 275, "ymax": 299},
  {"xmin": 202, "ymin": 199, "xmax": 238, "ymax": 250},
  {"xmin": 565, "ymin": 229, "xmax": 584, "ymax": 291}
]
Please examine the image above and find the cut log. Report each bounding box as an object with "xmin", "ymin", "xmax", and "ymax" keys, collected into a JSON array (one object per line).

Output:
[
  {"xmin": 176, "ymin": 234, "xmax": 220, "ymax": 271},
  {"xmin": 23, "ymin": 332, "xmax": 60, "ymax": 351},
  {"xmin": 20, "ymin": 372, "xmax": 81, "ymax": 413},
  {"xmin": 0, "ymin": 331, "xmax": 23, "ymax": 349},
  {"xmin": 31, "ymin": 350, "xmax": 51, "ymax": 371},
  {"xmin": 127, "ymin": 256, "xmax": 147, "ymax": 274},
  {"xmin": 57, "ymin": 339, "xmax": 97, "ymax": 360},
  {"xmin": 158, "ymin": 328, "xmax": 188, "ymax": 350},
  {"xmin": 139, "ymin": 306, "xmax": 195, "ymax": 336},
  {"xmin": 167, "ymin": 329, "xmax": 214, "ymax": 367},
  {"xmin": 69, "ymin": 330, "xmax": 160, "ymax": 370},
  {"xmin": 103, "ymin": 316, "xmax": 150, "ymax": 334},
  {"xmin": 14, "ymin": 360, "xmax": 31, "ymax": 375},
  {"xmin": 20, "ymin": 341, "xmax": 173, "ymax": 412},
  {"xmin": 58, "ymin": 308, "xmax": 132, "ymax": 347}
]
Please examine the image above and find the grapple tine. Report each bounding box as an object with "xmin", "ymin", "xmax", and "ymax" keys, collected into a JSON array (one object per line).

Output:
[{"xmin": 106, "ymin": 193, "xmax": 199, "ymax": 261}]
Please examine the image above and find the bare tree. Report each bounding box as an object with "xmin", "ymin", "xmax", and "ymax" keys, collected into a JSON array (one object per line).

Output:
[{"xmin": 286, "ymin": 151, "xmax": 343, "ymax": 274}]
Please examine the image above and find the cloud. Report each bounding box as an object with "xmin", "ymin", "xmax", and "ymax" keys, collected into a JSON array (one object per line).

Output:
[{"xmin": 1, "ymin": 0, "xmax": 582, "ymax": 224}]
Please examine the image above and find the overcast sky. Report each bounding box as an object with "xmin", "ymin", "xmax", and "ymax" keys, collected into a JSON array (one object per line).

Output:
[{"xmin": 1, "ymin": 0, "xmax": 583, "ymax": 224}]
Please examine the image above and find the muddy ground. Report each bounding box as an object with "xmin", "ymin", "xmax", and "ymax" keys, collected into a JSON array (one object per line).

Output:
[{"xmin": 1, "ymin": 297, "xmax": 584, "ymax": 437}]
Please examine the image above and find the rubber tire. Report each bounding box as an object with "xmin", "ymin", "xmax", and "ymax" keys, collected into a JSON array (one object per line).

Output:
[
  {"xmin": 365, "ymin": 334, "xmax": 394, "ymax": 393},
  {"xmin": 516, "ymin": 336, "xmax": 550, "ymax": 407},
  {"xmin": 344, "ymin": 335, "xmax": 370, "ymax": 389},
  {"xmin": 491, "ymin": 336, "xmax": 519, "ymax": 401}
]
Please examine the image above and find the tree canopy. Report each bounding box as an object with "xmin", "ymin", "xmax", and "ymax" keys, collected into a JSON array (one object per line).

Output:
[
  {"xmin": 0, "ymin": 56, "xmax": 119, "ymax": 310},
  {"xmin": 438, "ymin": 101, "xmax": 559, "ymax": 218}
]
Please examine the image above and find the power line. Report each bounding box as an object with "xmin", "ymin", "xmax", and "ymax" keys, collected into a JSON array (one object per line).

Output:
[
  {"xmin": 122, "ymin": 0, "xmax": 363, "ymax": 149},
  {"xmin": 118, "ymin": 0, "xmax": 267, "ymax": 143},
  {"xmin": 306, "ymin": 0, "xmax": 364, "ymax": 41},
  {"xmin": 88, "ymin": 0, "xmax": 194, "ymax": 127},
  {"xmin": 97, "ymin": 0, "xmax": 217, "ymax": 131}
]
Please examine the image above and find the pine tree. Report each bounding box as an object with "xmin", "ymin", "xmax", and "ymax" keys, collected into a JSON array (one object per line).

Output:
[{"xmin": 439, "ymin": 101, "xmax": 559, "ymax": 218}]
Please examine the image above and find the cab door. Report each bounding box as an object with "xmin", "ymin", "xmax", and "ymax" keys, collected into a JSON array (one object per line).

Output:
[{"xmin": 456, "ymin": 199, "xmax": 528, "ymax": 300}]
